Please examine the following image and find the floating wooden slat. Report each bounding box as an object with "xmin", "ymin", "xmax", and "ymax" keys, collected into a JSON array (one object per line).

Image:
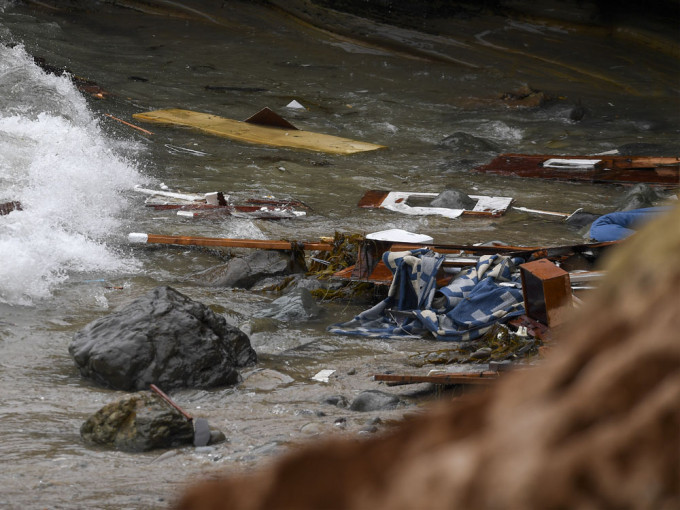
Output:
[
  {"xmin": 133, "ymin": 108, "xmax": 385, "ymax": 155},
  {"xmin": 473, "ymin": 153, "xmax": 679, "ymax": 185}
]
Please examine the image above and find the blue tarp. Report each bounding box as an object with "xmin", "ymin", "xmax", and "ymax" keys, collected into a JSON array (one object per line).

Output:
[
  {"xmin": 589, "ymin": 206, "xmax": 669, "ymax": 242},
  {"xmin": 328, "ymin": 249, "xmax": 526, "ymax": 341}
]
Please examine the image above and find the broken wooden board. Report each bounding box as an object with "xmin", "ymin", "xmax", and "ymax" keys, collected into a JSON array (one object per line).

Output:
[
  {"xmin": 472, "ymin": 154, "xmax": 680, "ymax": 186},
  {"xmin": 134, "ymin": 186, "xmax": 307, "ymax": 220},
  {"xmin": 332, "ymin": 239, "xmax": 618, "ymax": 285},
  {"xmin": 132, "ymin": 108, "xmax": 386, "ymax": 155},
  {"xmin": 358, "ymin": 190, "xmax": 513, "ymax": 218}
]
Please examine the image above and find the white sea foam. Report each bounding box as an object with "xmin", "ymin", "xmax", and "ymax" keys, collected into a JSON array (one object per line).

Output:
[
  {"xmin": 0, "ymin": 45, "xmax": 144, "ymax": 305},
  {"xmin": 478, "ymin": 120, "xmax": 523, "ymax": 143}
]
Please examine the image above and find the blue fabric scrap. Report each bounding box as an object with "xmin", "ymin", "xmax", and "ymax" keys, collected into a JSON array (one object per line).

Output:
[{"xmin": 328, "ymin": 249, "xmax": 526, "ymax": 341}]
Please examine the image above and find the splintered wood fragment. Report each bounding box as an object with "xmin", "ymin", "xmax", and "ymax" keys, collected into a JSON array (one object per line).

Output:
[
  {"xmin": 150, "ymin": 384, "xmax": 193, "ymax": 420},
  {"xmin": 0, "ymin": 201, "xmax": 22, "ymax": 215},
  {"xmin": 104, "ymin": 114, "xmax": 154, "ymax": 135}
]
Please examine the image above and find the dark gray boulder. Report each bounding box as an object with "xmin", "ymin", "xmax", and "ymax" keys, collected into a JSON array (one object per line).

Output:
[
  {"xmin": 69, "ymin": 286, "xmax": 257, "ymax": 391},
  {"xmin": 349, "ymin": 390, "xmax": 401, "ymax": 412},
  {"xmin": 80, "ymin": 391, "xmax": 194, "ymax": 452},
  {"xmin": 430, "ymin": 189, "xmax": 477, "ymax": 210}
]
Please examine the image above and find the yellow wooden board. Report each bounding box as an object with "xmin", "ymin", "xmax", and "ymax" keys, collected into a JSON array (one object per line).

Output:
[{"xmin": 132, "ymin": 108, "xmax": 386, "ymax": 155}]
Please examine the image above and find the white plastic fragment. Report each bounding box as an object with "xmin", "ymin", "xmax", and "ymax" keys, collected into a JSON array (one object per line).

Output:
[
  {"xmin": 286, "ymin": 100, "xmax": 305, "ymax": 109},
  {"xmin": 128, "ymin": 233, "xmax": 149, "ymax": 243},
  {"xmin": 312, "ymin": 369, "xmax": 335, "ymax": 383},
  {"xmin": 366, "ymin": 229, "xmax": 433, "ymax": 244},
  {"xmin": 134, "ymin": 185, "xmax": 204, "ymax": 202},
  {"xmin": 542, "ymin": 158, "xmax": 601, "ymax": 169}
]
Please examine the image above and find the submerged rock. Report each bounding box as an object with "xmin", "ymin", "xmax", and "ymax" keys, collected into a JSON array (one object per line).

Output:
[
  {"xmin": 81, "ymin": 392, "xmax": 194, "ymax": 452},
  {"xmin": 616, "ymin": 183, "xmax": 660, "ymax": 211},
  {"xmin": 240, "ymin": 368, "xmax": 295, "ymax": 391},
  {"xmin": 198, "ymin": 250, "xmax": 304, "ymax": 289},
  {"xmin": 69, "ymin": 286, "xmax": 257, "ymax": 391},
  {"xmin": 437, "ymin": 131, "xmax": 499, "ymax": 153},
  {"xmin": 256, "ymin": 288, "xmax": 322, "ymax": 321},
  {"xmin": 349, "ymin": 390, "xmax": 401, "ymax": 412}
]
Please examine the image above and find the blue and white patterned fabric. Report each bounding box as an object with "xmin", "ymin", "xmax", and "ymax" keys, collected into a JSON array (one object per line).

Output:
[{"xmin": 328, "ymin": 249, "xmax": 526, "ymax": 341}]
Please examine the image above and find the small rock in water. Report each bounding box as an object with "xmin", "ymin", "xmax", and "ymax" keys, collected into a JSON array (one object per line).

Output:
[
  {"xmin": 257, "ymin": 288, "xmax": 322, "ymax": 322},
  {"xmin": 80, "ymin": 391, "xmax": 194, "ymax": 452},
  {"xmin": 209, "ymin": 429, "xmax": 227, "ymax": 445},
  {"xmin": 430, "ymin": 189, "xmax": 476, "ymax": 210},
  {"xmin": 322, "ymin": 395, "xmax": 348, "ymax": 408},
  {"xmin": 616, "ymin": 183, "xmax": 660, "ymax": 211},
  {"xmin": 240, "ymin": 369, "xmax": 294, "ymax": 391},
  {"xmin": 349, "ymin": 390, "xmax": 401, "ymax": 412},
  {"xmin": 300, "ymin": 422, "xmax": 324, "ymax": 436}
]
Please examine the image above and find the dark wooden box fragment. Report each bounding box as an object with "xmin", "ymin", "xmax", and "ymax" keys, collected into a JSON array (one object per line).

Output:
[{"xmin": 520, "ymin": 259, "xmax": 572, "ymax": 327}]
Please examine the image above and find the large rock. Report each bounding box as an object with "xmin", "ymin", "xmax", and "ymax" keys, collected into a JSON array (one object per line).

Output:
[
  {"xmin": 174, "ymin": 205, "xmax": 680, "ymax": 510},
  {"xmin": 69, "ymin": 286, "xmax": 257, "ymax": 391},
  {"xmin": 81, "ymin": 392, "xmax": 194, "ymax": 452}
]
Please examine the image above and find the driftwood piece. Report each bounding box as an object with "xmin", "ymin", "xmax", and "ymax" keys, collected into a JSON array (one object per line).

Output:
[
  {"xmin": 0, "ymin": 201, "xmax": 21, "ymax": 215},
  {"xmin": 174, "ymin": 205, "xmax": 680, "ymax": 510}
]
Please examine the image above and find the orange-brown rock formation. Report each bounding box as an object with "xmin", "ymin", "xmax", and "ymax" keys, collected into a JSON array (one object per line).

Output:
[{"xmin": 175, "ymin": 205, "xmax": 680, "ymax": 510}]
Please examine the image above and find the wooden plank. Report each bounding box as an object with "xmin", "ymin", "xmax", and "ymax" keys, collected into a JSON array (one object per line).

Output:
[
  {"xmin": 132, "ymin": 108, "xmax": 385, "ymax": 155},
  {"xmin": 128, "ymin": 233, "xmax": 333, "ymax": 251},
  {"xmin": 374, "ymin": 372, "xmax": 499, "ymax": 386},
  {"xmin": 473, "ymin": 153, "xmax": 680, "ymax": 185}
]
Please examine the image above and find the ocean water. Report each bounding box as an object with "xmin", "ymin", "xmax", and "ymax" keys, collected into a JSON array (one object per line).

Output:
[
  {"xmin": 0, "ymin": 44, "xmax": 144, "ymax": 305},
  {"xmin": 0, "ymin": 2, "xmax": 677, "ymax": 508}
]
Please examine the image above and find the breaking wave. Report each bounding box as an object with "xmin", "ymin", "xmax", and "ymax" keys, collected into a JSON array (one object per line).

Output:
[{"xmin": 0, "ymin": 44, "xmax": 144, "ymax": 305}]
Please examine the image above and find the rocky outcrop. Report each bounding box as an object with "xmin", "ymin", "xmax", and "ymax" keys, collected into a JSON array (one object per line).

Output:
[
  {"xmin": 173, "ymin": 206, "xmax": 680, "ymax": 509},
  {"xmin": 69, "ymin": 286, "xmax": 257, "ymax": 391}
]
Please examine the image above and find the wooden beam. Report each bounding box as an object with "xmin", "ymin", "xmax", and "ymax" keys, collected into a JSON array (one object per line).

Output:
[
  {"xmin": 128, "ymin": 233, "xmax": 333, "ymax": 251},
  {"xmin": 374, "ymin": 372, "xmax": 500, "ymax": 386}
]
